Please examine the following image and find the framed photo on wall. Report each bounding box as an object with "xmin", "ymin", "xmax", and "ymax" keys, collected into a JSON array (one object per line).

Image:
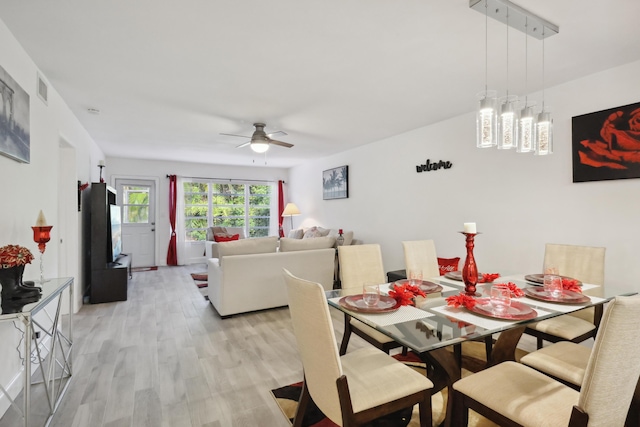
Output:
[
  {"xmin": 0, "ymin": 63, "xmax": 30, "ymax": 163},
  {"xmin": 323, "ymin": 165, "xmax": 348, "ymax": 200},
  {"xmin": 572, "ymin": 101, "xmax": 640, "ymax": 182}
]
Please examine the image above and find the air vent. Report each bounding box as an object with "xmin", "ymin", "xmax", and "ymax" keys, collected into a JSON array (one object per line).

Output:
[{"xmin": 37, "ymin": 73, "xmax": 48, "ymax": 105}]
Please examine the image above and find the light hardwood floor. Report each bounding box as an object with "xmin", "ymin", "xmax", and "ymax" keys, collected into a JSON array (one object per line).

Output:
[{"xmin": 1, "ymin": 265, "xmax": 544, "ymax": 427}]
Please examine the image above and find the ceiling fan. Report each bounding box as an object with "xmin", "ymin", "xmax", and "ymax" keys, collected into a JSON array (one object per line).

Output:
[{"xmin": 220, "ymin": 123, "xmax": 294, "ymax": 153}]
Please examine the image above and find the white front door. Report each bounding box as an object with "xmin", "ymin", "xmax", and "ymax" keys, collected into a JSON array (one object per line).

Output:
[{"xmin": 116, "ymin": 179, "xmax": 156, "ymax": 268}]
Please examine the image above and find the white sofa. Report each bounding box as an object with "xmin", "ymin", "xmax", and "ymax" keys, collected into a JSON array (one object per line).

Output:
[
  {"xmin": 207, "ymin": 236, "xmax": 335, "ymax": 317},
  {"xmin": 204, "ymin": 226, "xmax": 245, "ymax": 259}
]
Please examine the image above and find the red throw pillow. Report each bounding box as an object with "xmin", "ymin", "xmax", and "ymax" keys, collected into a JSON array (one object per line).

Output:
[
  {"xmin": 213, "ymin": 233, "xmax": 240, "ymax": 242},
  {"xmin": 438, "ymin": 257, "xmax": 460, "ymax": 276}
]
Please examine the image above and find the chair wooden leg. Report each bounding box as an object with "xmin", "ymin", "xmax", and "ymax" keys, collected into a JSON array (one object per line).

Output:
[
  {"xmin": 339, "ymin": 313, "xmax": 353, "ymax": 356},
  {"xmin": 450, "ymin": 389, "xmax": 469, "ymax": 427},
  {"xmin": 537, "ymin": 336, "xmax": 544, "ymax": 349},
  {"xmin": 418, "ymin": 396, "xmax": 432, "ymax": 427},
  {"xmin": 293, "ymin": 380, "xmax": 310, "ymax": 427},
  {"xmin": 568, "ymin": 406, "xmax": 589, "ymax": 427}
]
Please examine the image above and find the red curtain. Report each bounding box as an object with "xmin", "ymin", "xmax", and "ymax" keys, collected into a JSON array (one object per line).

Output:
[
  {"xmin": 278, "ymin": 180, "xmax": 285, "ymax": 237},
  {"xmin": 167, "ymin": 175, "xmax": 178, "ymax": 265}
]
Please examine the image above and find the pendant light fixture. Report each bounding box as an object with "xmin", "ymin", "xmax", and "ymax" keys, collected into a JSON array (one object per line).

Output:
[
  {"xmin": 470, "ymin": 0, "xmax": 558, "ymax": 155},
  {"xmin": 516, "ymin": 16, "xmax": 536, "ymax": 153},
  {"xmin": 497, "ymin": 7, "xmax": 518, "ymax": 150},
  {"xmin": 535, "ymin": 27, "xmax": 553, "ymax": 155},
  {"xmin": 476, "ymin": 0, "xmax": 497, "ymax": 148}
]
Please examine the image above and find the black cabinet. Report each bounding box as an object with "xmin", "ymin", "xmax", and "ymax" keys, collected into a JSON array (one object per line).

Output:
[{"xmin": 87, "ymin": 183, "xmax": 129, "ymax": 303}]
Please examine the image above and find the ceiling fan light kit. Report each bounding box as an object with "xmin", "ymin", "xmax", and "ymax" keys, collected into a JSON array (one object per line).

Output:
[
  {"xmin": 470, "ymin": 0, "xmax": 558, "ymax": 156},
  {"xmin": 223, "ymin": 122, "xmax": 294, "ymax": 154}
]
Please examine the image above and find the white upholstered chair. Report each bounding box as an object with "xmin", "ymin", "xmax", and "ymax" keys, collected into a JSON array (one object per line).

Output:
[
  {"xmin": 283, "ymin": 269, "xmax": 433, "ymax": 427},
  {"xmin": 337, "ymin": 244, "xmax": 403, "ymax": 355},
  {"xmin": 402, "ymin": 239, "xmax": 440, "ymax": 280},
  {"xmin": 452, "ymin": 295, "xmax": 640, "ymax": 427},
  {"xmin": 525, "ymin": 243, "xmax": 606, "ymax": 349}
]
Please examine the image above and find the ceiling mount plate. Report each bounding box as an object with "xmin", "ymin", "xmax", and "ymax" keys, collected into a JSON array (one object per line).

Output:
[{"xmin": 469, "ymin": 0, "xmax": 559, "ymax": 40}]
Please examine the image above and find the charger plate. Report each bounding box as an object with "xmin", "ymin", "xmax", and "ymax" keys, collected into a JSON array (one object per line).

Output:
[
  {"xmin": 524, "ymin": 274, "xmax": 582, "ymax": 286},
  {"xmin": 469, "ymin": 298, "xmax": 538, "ymax": 320},
  {"xmin": 524, "ymin": 287, "xmax": 590, "ymax": 304},
  {"xmin": 338, "ymin": 295, "xmax": 401, "ymax": 314},
  {"xmin": 393, "ymin": 279, "xmax": 443, "ymax": 294}
]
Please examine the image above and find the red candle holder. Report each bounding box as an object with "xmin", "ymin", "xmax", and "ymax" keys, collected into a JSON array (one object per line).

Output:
[
  {"xmin": 32, "ymin": 225, "xmax": 53, "ymax": 284},
  {"xmin": 460, "ymin": 232, "xmax": 481, "ymax": 296}
]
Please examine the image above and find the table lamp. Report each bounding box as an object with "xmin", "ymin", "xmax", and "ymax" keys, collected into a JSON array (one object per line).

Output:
[
  {"xmin": 281, "ymin": 203, "xmax": 301, "ymax": 230},
  {"xmin": 32, "ymin": 210, "xmax": 53, "ymax": 284}
]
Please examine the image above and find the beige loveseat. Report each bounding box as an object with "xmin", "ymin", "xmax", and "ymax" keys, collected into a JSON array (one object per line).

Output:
[
  {"xmin": 204, "ymin": 226, "xmax": 245, "ymax": 259},
  {"xmin": 207, "ymin": 236, "xmax": 336, "ymax": 317}
]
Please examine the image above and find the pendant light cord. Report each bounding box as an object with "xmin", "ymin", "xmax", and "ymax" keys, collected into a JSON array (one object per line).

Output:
[
  {"xmin": 541, "ymin": 28, "xmax": 546, "ymax": 111},
  {"xmin": 484, "ymin": 0, "xmax": 488, "ymax": 94},
  {"xmin": 523, "ymin": 16, "xmax": 528, "ymax": 107},
  {"xmin": 505, "ymin": 8, "xmax": 509, "ymax": 98}
]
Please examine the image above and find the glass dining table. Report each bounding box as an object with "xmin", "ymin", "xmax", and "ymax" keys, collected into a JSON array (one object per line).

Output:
[{"xmin": 326, "ymin": 273, "xmax": 634, "ymax": 426}]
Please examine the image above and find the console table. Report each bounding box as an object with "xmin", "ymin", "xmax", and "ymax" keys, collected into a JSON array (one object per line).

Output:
[{"xmin": 0, "ymin": 277, "xmax": 74, "ymax": 427}]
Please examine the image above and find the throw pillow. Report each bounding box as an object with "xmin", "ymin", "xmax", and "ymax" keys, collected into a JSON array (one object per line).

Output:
[
  {"xmin": 213, "ymin": 233, "xmax": 240, "ymax": 242},
  {"xmin": 206, "ymin": 226, "xmax": 227, "ymax": 241},
  {"xmin": 438, "ymin": 257, "xmax": 460, "ymax": 276},
  {"xmin": 288, "ymin": 228, "xmax": 304, "ymax": 239},
  {"xmin": 303, "ymin": 226, "xmax": 330, "ymax": 239}
]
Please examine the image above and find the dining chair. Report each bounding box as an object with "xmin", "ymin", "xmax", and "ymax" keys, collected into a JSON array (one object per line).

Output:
[
  {"xmin": 402, "ymin": 239, "xmax": 500, "ymax": 371},
  {"xmin": 402, "ymin": 239, "xmax": 440, "ymax": 280},
  {"xmin": 337, "ymin": 244, "xmax": 404, "ymax": 355},
  {"xmin": 283, "ymin": 269, "xmax": 433, "ymax": 427},
  {"xmin": 451, "ymin": 295, "xmax": 640, "ymax": 427},
  {"xmin": 525, "ymin": 243, "xmax": 606, "ymax": 349},
  {"xmin": 520, "ymin": 334, "xmax": 640, "ymax": 425}
]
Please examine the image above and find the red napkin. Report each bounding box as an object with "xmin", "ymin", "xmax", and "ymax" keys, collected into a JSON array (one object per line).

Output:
[
  {"xmin": 389, "ymin": 283, "xmax": 426, "ymax": 306},
  {"xmin": 445, "ymin": 293, "xmax": 477, "ymax": 310},
  {"xmin": 503, "ymin": 282, "xmax": 524, "ymax": 298},
  {"xmin": 562, "ymin": 278, "xmax": 582, "ymax": 293},
  {"xmin": 478, "ymin": 273, "xmax": 500, "ymax": 283}
]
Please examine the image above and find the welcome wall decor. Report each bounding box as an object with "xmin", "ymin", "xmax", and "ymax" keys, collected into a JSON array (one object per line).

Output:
[
  {"xmin": 572, "ymin": 101, "xmax": 640, "ymax": 182},
  {"xmin": 416, "ymin": 159, "xmax": 453, "ymax": 173}
]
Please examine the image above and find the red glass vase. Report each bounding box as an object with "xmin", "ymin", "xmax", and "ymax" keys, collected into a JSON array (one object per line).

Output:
[{"xmin": 461, "ymin": 232, "xmax": 479, "ymax": 296}]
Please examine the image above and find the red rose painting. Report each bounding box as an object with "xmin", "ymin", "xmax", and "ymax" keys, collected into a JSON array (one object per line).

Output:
[{"xmin": 573, "ymin": 101, "xmax": 640, "ymax": 182}]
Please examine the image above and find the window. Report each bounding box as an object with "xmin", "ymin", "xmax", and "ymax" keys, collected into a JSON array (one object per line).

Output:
[
  {"xmin": 183, "ymin": 180, "xmax": 275, "ymax": 241},
  {"xmin": 122, "ymin": 185, "xmax": 150, "ymax": 224}
]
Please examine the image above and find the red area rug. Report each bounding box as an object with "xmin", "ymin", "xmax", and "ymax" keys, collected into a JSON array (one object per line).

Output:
[{"xmin": 191, "ymin": 273, "xmax": 207, "ymax": 288}]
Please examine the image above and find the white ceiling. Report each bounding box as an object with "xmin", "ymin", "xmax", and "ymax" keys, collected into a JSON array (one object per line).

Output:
[{"xmin": 1, "ymin": 0, "xmax": 639, "ymax": 168}]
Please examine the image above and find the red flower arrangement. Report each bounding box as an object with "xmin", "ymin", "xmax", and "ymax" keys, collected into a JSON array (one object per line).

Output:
[
  {"xmin": 492, "ymin": 282, "xmax": 525, "ymax": 298},
  {"xmin": 0, "ymin": 245, "xmax": 35, "ymax": 269},
  {"xmin": 478, "ymin": 273, "xmax": 500, "ymax": 283},
  {"xmin": 389, "ymin": 283, "xmax": 426, "ymax": 306},
  {"xmin": 562, "ymin": 278, "xmax": 582, "ymax": 293},
  {"xmin": 445, "ymin": 293, "xmax": 477, "ymax": 310}
]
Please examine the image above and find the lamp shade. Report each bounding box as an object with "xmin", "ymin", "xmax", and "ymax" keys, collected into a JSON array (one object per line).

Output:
[
  {"xmin": 282, "ymin": 203, "xmax": 301, "ymax": 217},
  {"xmin": 250, "ymin": 137, "xmax": 270, "ymax": 153}
]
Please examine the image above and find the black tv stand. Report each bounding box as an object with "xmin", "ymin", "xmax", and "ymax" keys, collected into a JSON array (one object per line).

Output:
[{"xmin": 86, "ymin": 183, "xmax": 130, "ymax": 303}]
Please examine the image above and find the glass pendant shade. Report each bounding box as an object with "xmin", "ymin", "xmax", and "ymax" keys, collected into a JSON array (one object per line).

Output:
[
  {"xmin": 535, "ymin": 110, "xmax": 553, "ymax": 155},
  {"xmin": 497, "ymin": 96, "xmax": 519, "ymax": 149},
  {"xmin": 517, "ymin": 104, "xmax": 536, "ymax": 153},
  {"xmin": 476, "ymin": 90, "xmax": 498, "ymax": 148}
]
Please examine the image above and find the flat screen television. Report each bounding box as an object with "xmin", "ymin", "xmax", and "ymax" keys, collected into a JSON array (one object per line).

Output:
[{"xmin": 109, "ymin": 204, "xmax": 123, "ymax": 262}]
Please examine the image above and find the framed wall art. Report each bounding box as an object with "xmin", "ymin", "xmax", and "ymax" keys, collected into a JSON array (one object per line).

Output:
[
  {"xmin": 323, "ymin": 165, "xmax": 348, "ymax": 200},
  {"xmin": 572, "ymin": 101, "xmax": 640, "ymax": 182},
  {"xmin": 0, "ymin": 63, "xmax": 30, "ymax": 163}
]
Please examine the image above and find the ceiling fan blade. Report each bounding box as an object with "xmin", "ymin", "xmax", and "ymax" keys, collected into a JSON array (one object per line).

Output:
[
  {"xmin": 267, "ymin": 130, "xmax": 287, "ymax": 138},
  {"xmin": 236, "ymin": 141, "xmax": 251, "ymax": 149},
  {"xmin": 220, "ymin": 132, "xmax": 250, "ymax": 138},
  {"xmin": 269, "ymin": 139, "xmax": 294, "ymax": 148}
]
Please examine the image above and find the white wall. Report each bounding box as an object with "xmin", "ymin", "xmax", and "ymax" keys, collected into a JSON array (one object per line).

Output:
[
  {"xmin": 0, "ymin": 17, "xmax": 104, "ymax": 417},
  {"xmin": 288, "ymin": 60, "xmax": 640, "ymax": 293},
  {"xmin": 105, "ymin": 157, "xmax": 289, "ymax": 265}
]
